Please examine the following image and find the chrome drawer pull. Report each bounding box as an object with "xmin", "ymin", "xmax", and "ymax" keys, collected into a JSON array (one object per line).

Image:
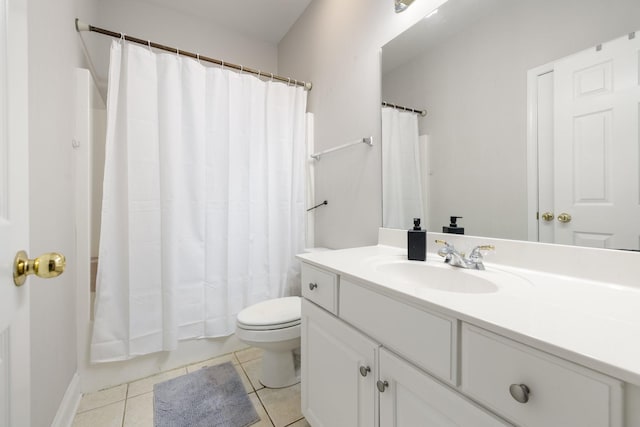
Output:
[
  {"xmin": 377, "ymin": 380, "xmax": 389, "ymax": 392},
  {"xmin": 359, "ymin": 366, "xmax": 371, "ymax": 377},
  {"xmin": 509, "ymin": 383, "xmax": 530, "ymax": 403},
  {"xmin": 308, "ymin": 282, "xmax": 318, "ymax": 290}
]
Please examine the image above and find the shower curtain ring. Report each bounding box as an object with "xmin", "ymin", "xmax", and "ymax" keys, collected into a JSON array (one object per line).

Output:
[
  {"xmin": 294, "ymin": 79, "xmax": 298, "ymax": 86},
  {"xmin": 240, "ymin": 65, "xmax": 244, "ymax": 73},
  {"xmin": 196, "ymin": 53, "xmax": 201, "ymax": 63},
  {"xmin": 270, "ymin": 73, "xmax": 274, "ymax": 81},
  {"xmin": 257, "ymin": 70, "xmax": 261, "ymax": 78},
  {"xmin": 221, "ymin": 60, "xmax": 225, "ymax": 70},
  {"xmin": 287, "ymin": 77, "xmax": 291, "ymax": 85},
  {"xmin": 119, "ymin": 32, "xmax": 126, "ymax": 43},
  {"xmin": 176, "ymin": 48, "xmax": 180, "ymax": 57},
  {"xmin": 147, "ymin": 40, "xmax": 152, "ymax": 52}
]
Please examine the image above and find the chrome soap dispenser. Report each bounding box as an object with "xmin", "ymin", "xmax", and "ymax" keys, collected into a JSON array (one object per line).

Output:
[{"xmin": 407, "ymin": 218, "xmax": 426, "ymax": 261}]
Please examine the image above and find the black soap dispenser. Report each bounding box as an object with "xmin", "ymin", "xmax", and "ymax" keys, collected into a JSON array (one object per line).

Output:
[
  {"xmin": 443, "ymin": 216, "xmax": 464, "ymax": 234},
  {"xmin": 407, "ymin": 218, "xmax": 426, "ymax": 261}
]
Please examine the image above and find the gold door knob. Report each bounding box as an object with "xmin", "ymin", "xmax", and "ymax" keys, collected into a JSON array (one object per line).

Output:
[
  {"xmin": 541, "ymin": 212, "xmax": 554, "ymax": 222},
  {"xmin": 557, "ymin": 213, "xmax": 572, "ymax": 223},
  {"xmin": 13, "ymin": 250, "xmax": 66, "ymax": 286}
]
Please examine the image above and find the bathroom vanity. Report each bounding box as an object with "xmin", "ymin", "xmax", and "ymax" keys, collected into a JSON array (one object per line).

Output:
[{"xmin": 297, "ymin": 229, "xmax": 640, "ymax": 426}]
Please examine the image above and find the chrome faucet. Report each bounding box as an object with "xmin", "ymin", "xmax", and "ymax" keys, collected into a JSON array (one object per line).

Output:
[{"xmin": 435, "ymin": 240, "xmax": 494, "ymax": 270}]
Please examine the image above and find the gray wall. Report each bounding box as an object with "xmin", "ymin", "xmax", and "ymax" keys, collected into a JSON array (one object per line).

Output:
[
  {"xmin": 382, "ymin": 0, "xmax": 640, "ymax": 240},
  {"xmin": 28, "ymin": 0, "xmax": 98, "ymax": 425},
  {"xmin": 278, "ymin": 0, "xmax": 448, "ymax": 249}
]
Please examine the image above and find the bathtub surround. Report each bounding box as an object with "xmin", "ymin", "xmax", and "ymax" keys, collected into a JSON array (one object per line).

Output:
[{"xmin": 91, "ymin": 40, "xmax": 307, "ymax": 362}]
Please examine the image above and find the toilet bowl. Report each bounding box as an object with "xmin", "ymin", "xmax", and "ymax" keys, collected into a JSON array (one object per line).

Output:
[
  {"xmin": 235, "ymin": 248, "xmax": 329, "ymax": 388},
  {"xmin": 235, "ymin": 296, "xmax": 302, "ymax": 388}
]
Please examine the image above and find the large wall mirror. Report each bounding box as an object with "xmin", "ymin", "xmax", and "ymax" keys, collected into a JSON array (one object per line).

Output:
[{"xmin": 381, "ymin": 0, "xmax": 640, "ymax": 250}]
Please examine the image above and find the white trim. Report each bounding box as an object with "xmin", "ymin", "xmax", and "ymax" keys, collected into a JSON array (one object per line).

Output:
[
  {"xmin": 50, "ymin": 373, "xmax": 81, "ymax": 427},
  {"xmin": 526, "ymin": 61, "xmax": 555, "ymax": 242}
]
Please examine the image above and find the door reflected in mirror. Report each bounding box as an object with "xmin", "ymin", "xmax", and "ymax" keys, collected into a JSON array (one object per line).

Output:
[{"xmin": 381, "ymin": 0, "xmax": 640, "ymax": 250}]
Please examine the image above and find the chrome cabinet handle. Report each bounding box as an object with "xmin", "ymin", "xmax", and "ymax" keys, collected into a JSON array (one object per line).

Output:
[
  {"xmin": 376, "ymin": 380, "xmax": 389, "ymax": 392},
  {"xmin": 509, "ymin": 383, "xmax": 530, "ymax": 403},
  {"xmin": 359, "ymin": 366, "xmax": 371, "ymax": 377},
  {"xmin": 308, "ymin": 282, "xmax": 318, "ymax": 290}
]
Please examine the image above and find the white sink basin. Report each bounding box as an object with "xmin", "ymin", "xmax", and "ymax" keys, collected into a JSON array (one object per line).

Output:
[{"xmin": 369, "ymin": 257, "xmax": 531, "ymax": 294}]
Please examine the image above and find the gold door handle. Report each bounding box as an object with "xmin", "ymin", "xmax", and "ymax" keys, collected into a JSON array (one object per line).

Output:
[
  {"xmin": 541, "ymin": 212, "xmax": 554, "ymax": 222},
  {"xmin": 557, "ymin": 213, "xmax": 572, "ymax": 223},
  {"xmin": 13, "ymin": 250, "xmax": 66, "ymax": 286}
]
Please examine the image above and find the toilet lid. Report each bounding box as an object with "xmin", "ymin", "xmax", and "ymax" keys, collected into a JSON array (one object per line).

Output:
[{"xmin": 237, "ymin": 296, "xmax": 301, "ymax": 328}]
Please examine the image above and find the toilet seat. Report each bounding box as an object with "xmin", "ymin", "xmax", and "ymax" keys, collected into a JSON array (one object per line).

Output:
[{"xmin": 237, "ymin": 296, "xmax": 301, "ymax": 331}]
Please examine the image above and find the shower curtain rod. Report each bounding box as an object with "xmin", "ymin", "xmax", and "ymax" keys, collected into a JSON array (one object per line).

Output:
[
  {"xmin": 74, "ymin": 19, "xmax": 313, "ymax": 91},
  {"xmin": 382, "ymin": 101, "xmax": 427, "ymax": 116}
]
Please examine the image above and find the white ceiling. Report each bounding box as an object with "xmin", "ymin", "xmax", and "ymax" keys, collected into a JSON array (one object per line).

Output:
[{"xmin": 139, "ymin": 0, "xmax": 313, "ymax": 44}]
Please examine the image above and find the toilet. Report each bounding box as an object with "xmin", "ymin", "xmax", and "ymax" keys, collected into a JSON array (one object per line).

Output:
[
  {"xmin": 235, "ymin": 248, "xmax": 328, "ymax": 388},
  {"xmin": 236, "ymin": 296, "xmax": 302, "ymax": 388}
]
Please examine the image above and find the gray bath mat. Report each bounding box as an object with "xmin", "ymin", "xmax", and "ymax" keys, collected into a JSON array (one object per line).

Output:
[{"xmin": 154, "ymin": 362, "xmax": 259, "ymax": 427}]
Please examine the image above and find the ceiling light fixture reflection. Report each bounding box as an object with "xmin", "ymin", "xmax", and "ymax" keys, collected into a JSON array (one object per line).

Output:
[{"xmin": 395, "ymin": 0, "xmax": 416, "ymax": 13}]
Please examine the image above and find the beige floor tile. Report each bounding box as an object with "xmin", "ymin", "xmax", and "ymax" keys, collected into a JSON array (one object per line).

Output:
[
  {"xmin": 249, "ymin": 392, "xmax": 275, "ymax": 427},
  {"xmin": 241, "ymin": 358, "xmax": 265, "ymax": 392},
  {"xmin": 77, "ymin": 384, "xmax": 127, "ymax": 413},
  {"xmin": 186, "ymin": 352, "xmax": 239, "ymax": 373},
  {"xmin": 123, "ymin": 392, "xmax": 154, "ymax": 427},
  {"xmin": 234, "ymin": 364, "xmax": 254, "ymax": 393},
  {"xmin": 235, "ymin": 346, "xmax": 263, "ymax": 363},
  {"xmin": 257, "ymin": 383, "xmax": 302, "ymax": 427},
  {"xmin": 127, "ymin": 367, "xmax": 186, "ymax": 397},
  {"xmin": 285, "ymin": 418, "xmax": 310, "ymax": 427},
  {"xmin": 72, "ymin": 400, "xmax": 125, "ymax": 427}
]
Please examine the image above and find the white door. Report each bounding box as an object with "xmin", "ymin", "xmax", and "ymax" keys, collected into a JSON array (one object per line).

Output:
[
  {"xmin": 301, "ymin": 299, "xmax": 377, "ymax": 427},
  {"xmin": 553, "ymin": 31, "xmax": 640, "ymax": 249},
  {"xmin": 378, "ymin": 348, "xmax": 509, "ymax": 427},
  {"xmin": 0, "ymin": 0, "xmax": 31, "ymax": 425}
]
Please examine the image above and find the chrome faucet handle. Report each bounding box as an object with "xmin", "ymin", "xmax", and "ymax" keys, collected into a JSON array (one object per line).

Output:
[
  {"xmin": 468, "ymin": 245, "xmax": 495, "ymax": 269},
  {"xmin": 435, "ymin": 239, "xmax": 455, "ymax": 257}
]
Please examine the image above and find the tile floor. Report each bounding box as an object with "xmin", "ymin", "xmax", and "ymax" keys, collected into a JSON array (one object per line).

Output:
[{"xmin": 72, "ymin": 347, "xmax": 310, "ymax": 427}]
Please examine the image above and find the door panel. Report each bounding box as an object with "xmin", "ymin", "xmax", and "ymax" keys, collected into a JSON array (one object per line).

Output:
[
  {"xmin": 301, "ymin": 299, "xmax": 377, "ymax": 427},
  {"xmin": 0, "ymin": 0, "xmax": 30, "ymax": 425},
  {"xmin": 554, "ymin": 31, "xmax": 640, "ymax": 249}
]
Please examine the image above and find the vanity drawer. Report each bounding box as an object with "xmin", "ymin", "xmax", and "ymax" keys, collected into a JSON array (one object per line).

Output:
[
  {"xmin": 461, "ymin": 324, "xmax": 623, "ymax": 427},
  {"xmin": 301, "ymin": 263, "xmax": 338, "ymax": 315},
  {"xmin": 339, "ymin": 278, "xmax": 457, "ymax": 384}
]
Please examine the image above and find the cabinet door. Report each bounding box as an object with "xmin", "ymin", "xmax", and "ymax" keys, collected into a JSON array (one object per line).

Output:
[
  {"xmin": 379, "ymin": 349, "xmax": 510, "ymax": 427},
  {"xmin": 302, "ymin": 299, "xmax": 378, "ymax": 427}
]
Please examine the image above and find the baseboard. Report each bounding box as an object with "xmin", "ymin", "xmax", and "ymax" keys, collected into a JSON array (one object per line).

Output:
[{"xmin": 50, "ymin": 372, "xmax": 81, "ymax": 427}]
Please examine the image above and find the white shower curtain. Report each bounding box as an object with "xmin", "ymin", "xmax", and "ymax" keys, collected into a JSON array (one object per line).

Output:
[
  {"xmin": 382, "ymin": 107, "xmax": 424, "ymax": 230},
  {"xmin": 91, "ymin": 41, "xmax": 307, "ymax": 362}
]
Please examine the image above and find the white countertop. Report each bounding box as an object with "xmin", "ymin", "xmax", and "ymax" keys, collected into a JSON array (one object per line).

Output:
[{"xmin": 297, "ymin": 243, "xmax": 640, "ymax": 386}]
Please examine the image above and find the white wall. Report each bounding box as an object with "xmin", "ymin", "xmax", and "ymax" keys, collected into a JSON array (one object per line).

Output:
[
  {"xmin": 381, "ymin": 0, "xmax": 640, "ymax": 240},
  {"xmin": 278, "ymin": 0, "xmax": 448, "ymax": 249},
  {"xmin": 85, "ymin": 0, "xmax": 279, "ymax": 99},
  {"xmin": 28, "ymin": 0, "xmax": 98, "ymax": 426}
]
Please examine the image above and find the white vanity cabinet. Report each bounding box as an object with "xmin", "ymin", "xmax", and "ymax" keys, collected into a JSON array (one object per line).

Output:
[
  {"xmin": 461, "ymin": 324, "xmax": 623, "ymax": 427},
  {"xmin": 301, "ymin": 299, "xmax": 377, "ymax": 427},
  {"xmin": 300, "ymin": 261, "xmax": 625, "ymax": 427},
  {"xmin": 378, "ymin": 348, "xmax": 509, "ymax": 426}
]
